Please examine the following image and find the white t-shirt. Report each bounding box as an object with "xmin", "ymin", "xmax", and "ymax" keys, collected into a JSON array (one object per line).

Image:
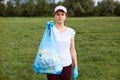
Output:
[{"xmin": 53, "ymin": 26, "xmax": 76, "ymax": 67}]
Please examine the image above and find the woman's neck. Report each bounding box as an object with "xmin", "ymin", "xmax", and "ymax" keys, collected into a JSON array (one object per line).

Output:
[
  {"xmin": 55, "ymin": 23, "xmax": 65, "ymax": 29},
  {"xmin": 55, "ymin": 23, "xmax": 67, "ymax": 32}
]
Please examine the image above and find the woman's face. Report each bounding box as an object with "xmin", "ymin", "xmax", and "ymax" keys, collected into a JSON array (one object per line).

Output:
[{"xmin": 55, "ymin": 10, "xmax": 66, "ymax": 24}]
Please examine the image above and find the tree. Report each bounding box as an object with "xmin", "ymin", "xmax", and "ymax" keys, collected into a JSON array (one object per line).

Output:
[
  {"xmin": 97, "ymin": 0, "xmax": 116, "ymax": 16},
  {"xmin": 114, "ymin": 1, "xmax": 120, "ymax": 16},
  {"xmin": 63, "ymin": 0, "xmax": 94, "ymax": 16},
  {"xmin": 14, "ymin": 0, "xmax": 23, "ymax": 16},
  {"xmin": 73, "ymin": 1, "xmax": 85, "ymax": 16},
  {"xmin": 78, "ymin": 0, "xmax": 94, "ymax": 16},
  {"xmin": 35, "ymin": 0, "xmax": 49, "ymax": 16},
  {"xmin": 24, "ymin": 0, "xmax": 35, "ymax": 16},
  {"xmin": 5, "ymin": 0, "xmax": 15, "ymax": 16},
  {"xmin": 0, "ymin": 0, "xmax": 5, "ymax": 16}
]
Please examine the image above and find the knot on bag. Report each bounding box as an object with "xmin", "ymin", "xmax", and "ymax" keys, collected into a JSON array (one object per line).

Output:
[
  {"xmin": 46, "ymin": 20, "xmax": 54, "ymax": 30},
  {"xmin": 46, "ymin": 20, "xmax": 54, "ymax": 37}
]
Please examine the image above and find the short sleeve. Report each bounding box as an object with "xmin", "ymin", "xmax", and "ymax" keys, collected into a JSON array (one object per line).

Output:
[{"xmin": 69, "ymin": 28, "xmax": 76, "ymax": 38}]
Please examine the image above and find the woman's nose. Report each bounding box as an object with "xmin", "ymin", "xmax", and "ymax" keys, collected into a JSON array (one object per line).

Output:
[{"xmin": 59, "ymin": 14, "xmax": 62, "ymax": 17}]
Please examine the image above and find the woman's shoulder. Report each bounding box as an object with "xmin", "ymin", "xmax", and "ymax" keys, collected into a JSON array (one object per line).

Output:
[
  {"xmin": 67, "ymin": 27, "xmax": 75, "ymax": 33},
  {"xmin": 67, "ymin": 27, "xmax": 76, "ymax": 37}
]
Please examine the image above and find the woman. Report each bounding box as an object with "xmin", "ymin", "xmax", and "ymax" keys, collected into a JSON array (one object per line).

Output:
[{"xmin": 47, "ymin": 5, "xmax": 78, "ymax": 80}]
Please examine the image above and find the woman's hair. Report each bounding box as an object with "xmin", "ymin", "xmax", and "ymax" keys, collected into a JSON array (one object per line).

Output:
[{"xmin": 64, "ymin": 13, "xmax": 68, "ymax": 26}]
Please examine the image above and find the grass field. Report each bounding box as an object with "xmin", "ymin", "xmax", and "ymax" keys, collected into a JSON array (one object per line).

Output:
[{"xmin": 0, "ymin": 17, "xmax": 120, "ymax": 80}]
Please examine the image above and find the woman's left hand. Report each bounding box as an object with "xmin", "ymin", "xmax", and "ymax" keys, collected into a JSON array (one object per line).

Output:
[{"xmin": 73, "ymin": 67, "xmax": 78, "ymax": 80}]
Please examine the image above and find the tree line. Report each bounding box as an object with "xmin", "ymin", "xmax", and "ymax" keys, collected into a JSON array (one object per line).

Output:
[{"xmin": 0, "ymin": 0, "xmax": 120, "ymax": 17}]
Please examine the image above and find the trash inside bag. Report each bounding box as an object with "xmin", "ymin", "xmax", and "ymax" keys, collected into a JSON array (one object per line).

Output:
[{"xmin": 33, "ymin": 20, "xmax": 63, "ymax": 74}]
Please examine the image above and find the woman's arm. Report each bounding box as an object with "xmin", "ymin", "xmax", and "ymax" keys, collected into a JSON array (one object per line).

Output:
[{"xmin": 70, "ymin": 37, "xmax": 78, "ymax": 67}]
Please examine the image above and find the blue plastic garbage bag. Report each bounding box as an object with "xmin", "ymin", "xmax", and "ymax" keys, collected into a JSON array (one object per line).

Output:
[{"xmin": 33, "ymin": 20, "xmax": 63, "ymax": 74}]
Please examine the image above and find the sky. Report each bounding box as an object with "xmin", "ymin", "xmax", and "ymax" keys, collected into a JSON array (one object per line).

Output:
[
  {"xmin": 4, "ymin": 0, "xmax": 120, "ymax": 5},
  {"xmin": 55, "ymin": 0, "xmax": 120, "ymax": 5}
]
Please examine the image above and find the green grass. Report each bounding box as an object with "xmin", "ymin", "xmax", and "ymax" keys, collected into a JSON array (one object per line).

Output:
[{"xmin": 0, "ymin": 17, "xmax": 120, "ymax": 80}]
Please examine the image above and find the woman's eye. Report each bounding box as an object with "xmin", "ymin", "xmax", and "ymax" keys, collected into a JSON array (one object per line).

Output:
[
  {"xmin": 57, "ymin": 13, "xmax": 60, "ymax": 16},
  {"xmin": 61, "ymin": 14, "xmax": 64, "ymax": 16}
]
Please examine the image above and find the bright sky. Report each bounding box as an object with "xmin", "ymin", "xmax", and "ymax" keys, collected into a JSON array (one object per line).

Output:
[
  {"xmin": 93, "ymin": 0, "xmax": 102, "ymax": 5},
  {"xmin": 4, "ymin": 0, "xmax": 120, "ymax": 5},
  {"xmin": 4, "ymin": 0, "xmax": 9, "ymax": 4},
  {"xmin": 55, "ymin": 0, "xmax": 120, "ymax": 5}
]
